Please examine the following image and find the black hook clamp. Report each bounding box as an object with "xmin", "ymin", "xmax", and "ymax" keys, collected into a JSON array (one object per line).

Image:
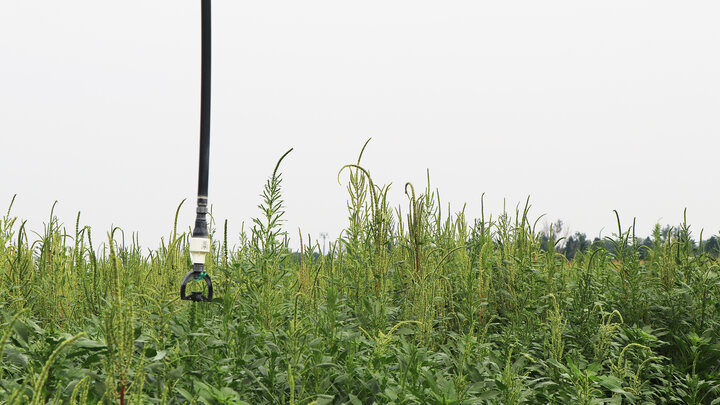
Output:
[{"xmin": 180, "ymin": 264, "xmax": 214, "ymax": 302}]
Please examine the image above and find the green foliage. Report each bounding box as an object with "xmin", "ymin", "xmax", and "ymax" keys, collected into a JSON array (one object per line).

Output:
[{"xmin": 1, "ymin": 144, "xmax": 719, "ymax": 404}]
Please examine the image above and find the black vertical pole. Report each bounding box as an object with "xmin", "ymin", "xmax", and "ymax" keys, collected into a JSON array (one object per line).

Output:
[
  {"xmin": 194, "ymin": 0, "xmax": 211, "ymax": 238},
  {"xmin": 181, "ymin": 0, "xmax": 214, "ymax": 302}
]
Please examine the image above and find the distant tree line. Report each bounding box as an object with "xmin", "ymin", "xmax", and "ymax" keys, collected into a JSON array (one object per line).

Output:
[{"xmin": 538, "ymin": 220, "xmax": 720, "ymax": 260}]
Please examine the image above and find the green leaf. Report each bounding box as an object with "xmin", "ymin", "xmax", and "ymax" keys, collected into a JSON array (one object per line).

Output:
[
  {"xmin": 169, "ymin": 366, "xmax": 184, "ymax": 379},
  {"xmin": 74, "ymin": 338, "xmax": 106, "ymax": 350},
  {"xmin": 598, "ymin": 375, "xmax": 622, "ymax": 390},
  {"xmin": 175, "ymin": 387, "xmax": 194, "ymax": 402},
  {"xmin": 12, "ymin": 320, "xmax": 30, "ymax": 345},
  {"xmin": 384, "ymin": 387, "xmax": 398, "ymax": 400},
  {"xmin": 4, "ymin": 346, "xmax": 28, "ymax": 367},
  {"xmin": 151, "ymin": 350, "xmax": 167, "ymax": 361},
  {"xmin": 218, "ymin": 387, "xmax": 241, "ymax": 401},
  {"xmin": 315, "ymin": 395, "xmax": 335, "ymax": 405}
]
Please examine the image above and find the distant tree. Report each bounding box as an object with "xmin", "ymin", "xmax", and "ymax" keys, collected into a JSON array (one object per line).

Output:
[
  {"xmin": 539, "ymin": 219, "xmax": 567, "ymax": 252},
  {"xmin": 561, "ymin": 232, "xmax": 590, "ymax": 260},
  {"xmin": 638, "ymin": 237, "xmax": 653, "ymax": 260},
  {"xmin": 540, "ymin": 220, "xmax": 712, "ymax": 260},
  {"xmin": 703, "ymin": 236, "xmax": 720, "ymax": 258}
]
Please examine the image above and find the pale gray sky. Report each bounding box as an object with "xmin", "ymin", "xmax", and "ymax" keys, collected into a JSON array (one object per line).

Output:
[{"xmin": 1, "ymin": 1, "xmax": 718, "ymax": 249}]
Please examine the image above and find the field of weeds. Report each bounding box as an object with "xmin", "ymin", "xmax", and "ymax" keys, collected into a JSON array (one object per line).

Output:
[{"xmin": 1, "ymin": 148, "xmax": 719, "ymax": 404}]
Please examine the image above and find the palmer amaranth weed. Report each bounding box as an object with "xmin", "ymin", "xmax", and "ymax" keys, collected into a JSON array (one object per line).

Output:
[{"xmin": 1, "ymin": 138, "xmax": 720, "ymax": 403}]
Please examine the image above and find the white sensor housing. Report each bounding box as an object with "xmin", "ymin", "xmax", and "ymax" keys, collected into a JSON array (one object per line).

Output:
[{"xmin": 189, "ymin": 236, "xmax": 211, "ymax": 265}]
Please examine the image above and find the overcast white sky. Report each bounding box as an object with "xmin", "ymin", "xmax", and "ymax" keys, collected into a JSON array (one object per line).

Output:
[{"xmin": 1, "ymin": 1, "xmax": 718, "ymax": 250}]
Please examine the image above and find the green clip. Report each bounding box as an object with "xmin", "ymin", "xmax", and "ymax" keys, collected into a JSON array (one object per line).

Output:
[{"xmin": 194, "ymin": 271, "xmax": 207, "ymax": 281}]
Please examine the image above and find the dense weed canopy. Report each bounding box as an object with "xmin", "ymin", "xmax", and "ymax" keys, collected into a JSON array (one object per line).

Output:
[{"xmin": 1, "ymin": 146, "xmax": 719, "ymax": 404}]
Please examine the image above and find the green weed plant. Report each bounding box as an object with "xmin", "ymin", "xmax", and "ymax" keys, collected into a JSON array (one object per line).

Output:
[{"xmin": 0, "ymin": 141, "xmax": 719, "ymax": 404}]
